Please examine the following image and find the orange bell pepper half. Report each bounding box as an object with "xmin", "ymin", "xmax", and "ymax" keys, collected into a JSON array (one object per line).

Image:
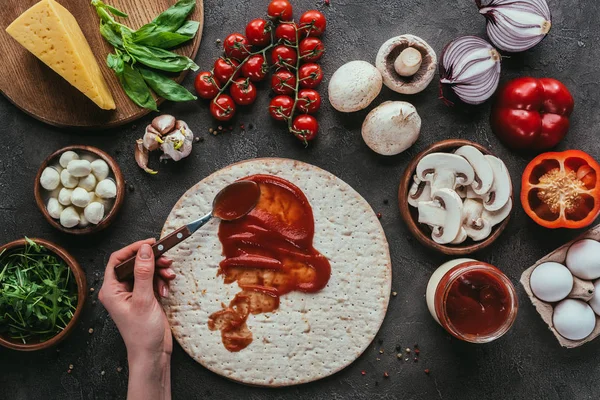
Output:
[{"xmin": 521, "ymin": 150, "xmax": 600, "ymax": 229}]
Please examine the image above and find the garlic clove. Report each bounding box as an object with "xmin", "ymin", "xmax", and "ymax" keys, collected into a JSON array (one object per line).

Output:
[
  {"xmin": 59, "ymin": 151, "xmax": 79, "ymax": 168},
  {"xmin": 60, "ymin": 206, "xmax": 80, "ymax": 228},
  {"xmin": 91, "ymin": 159, "xmax": 110, "ymax": 181},
  {"xmin": 152, "ymin": 114, "xmax": 176, "ymax": 135},
  {"xmin": 60, "ymin": 169, "xmax": 79, "ymax": 189},
  {"xmin": 40, "ymin": 167, "xmax": 61, "ymax": 191},
  {"xmin": 58, "ymin": 188, "xmax": 74, "ymax": 206},
  {"xmin": 47, "ymin": 197, "xmax": 64, "ymax": 219},
  {"xmin": 135, "ymin": 139, "xmax": 158, "ymax": 175}
]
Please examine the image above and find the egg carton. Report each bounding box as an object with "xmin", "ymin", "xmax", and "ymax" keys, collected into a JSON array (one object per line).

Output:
[{"xmin": 521, "ymin": 224, "xmax": 600, "ymax": 348}]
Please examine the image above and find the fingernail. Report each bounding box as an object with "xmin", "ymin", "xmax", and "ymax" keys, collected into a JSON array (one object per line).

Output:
[
  {"xmin": 161, "ymin": 286, "xmax": 169, "ymax": 298},
  {"xmin": 166, "ymin": 268, "xmax": 175, "ymax": 277},
  {"xmin": 139, "ymin": 244, "xmax": 152, "ymax": 260}
]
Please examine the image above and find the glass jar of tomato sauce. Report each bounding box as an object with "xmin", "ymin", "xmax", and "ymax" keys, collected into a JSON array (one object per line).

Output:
[{"xmin": 426, "ymin": 259, "xmax": 518, "ymax": 343}]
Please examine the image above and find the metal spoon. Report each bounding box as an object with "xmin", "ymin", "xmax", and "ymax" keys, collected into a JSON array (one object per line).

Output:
[{"xmin": 114, "ymin": 181, "xmax": 261, "ymax": 281}]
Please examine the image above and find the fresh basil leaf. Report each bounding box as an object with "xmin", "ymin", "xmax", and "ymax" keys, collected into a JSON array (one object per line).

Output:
[
  {"xmin": 120, "ymin": 64, "xmax": 158, "ymax": 111},
  {"xmin": 151, "ymin": 0, "xmax": 196, "ymax": 32},
  {"xmin": 134, "ymin": 31, "xmax": 193, "ymax": 49},
  {"xmin": 139, "ymin": 67, "xmax": 197, "ymax": 101},
  {"xmin": 94, "ymin": 6, "xmax": 115, "ymax": 24},
  {"xmin": 175, "ymin": 20, "xmax": 200, "ymax": 37},
  {"xmin": 100, "ymin": 22, "xmax": 123, "ymax": 48},
  {"xmin": 106, "ymin": 53, "xmax": 124, "ymax": 75},
  {"xmin": 104, "ymin": 3, "xmax": 128, "ymax": 18},
  {"xmin": 125, "ymin": 42, "xmax": 199, "ymax": 72}
]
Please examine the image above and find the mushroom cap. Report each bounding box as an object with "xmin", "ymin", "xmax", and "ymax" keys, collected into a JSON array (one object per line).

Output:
[
  {"xmin": 375, "ymin": 34, "xmax": 437, "ymax": 95},
  {"xmin": 328, "ymin": 60, "xmax": 382, "ymax": 112},
  {"xmin": 417, "ymin": 188, "xmax": 463, "ymax": 245},
  {"xmin": 416, "ymin": 153, "xmax": 475, "ymax": 188},
  {"xmin": 361, "ymin": 101, "xmax": 421, "ymax": 156}
]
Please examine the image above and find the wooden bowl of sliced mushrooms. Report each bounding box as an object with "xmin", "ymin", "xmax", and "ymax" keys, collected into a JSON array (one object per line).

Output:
[{"xmin": 398, "ymin": 139, "xmax": 513, "ymax": 255}]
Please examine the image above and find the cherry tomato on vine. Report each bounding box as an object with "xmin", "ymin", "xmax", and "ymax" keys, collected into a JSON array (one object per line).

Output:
[
  {"xmin": 194, "ymin": 71, "xmax": 221, "ymax": 99},
  {"xmin": 271, "ymin": 45, "xmax": 298, "ymax": 69},
  {"xmin": 223, "ymin": 33, "xmax": 250, "ymax": 61},
  {"xmin": 292, "ymin": 114, "xmax": 319, "ymax": 142},
  {"xmin": 271, "ymin": 70, "xmax": 296, "ymax": 95},
  {"xmin": 267, "ymin": 0, "xmax": 293, "ymax": 21},
  {"xmin": 299, "ymin": 37, "xmax": 324, "ymax": 62},
  {"xmin": 213, "ymin": 58, "xmax": 240, "ymax": 83},
  {"xmin": 299, "ymin": 10, "xmax": 326, "ymax": 37},
  {"xmin": 298, "ymin": 63, "xmax": 323, "ymax": 88},
  {"xmin": 246, "ymin": 18, "xmax": 271, "ymax": 47},
  {"xmin": 275, "ymin": 22, "xmax": 298, "ymax": 44},
  {"xmin": 296, "ymin": 89, "xmax": 321, "ymax": 114},
  {"xmin": 210, "ymin": 94, "xmax": 236, "ymax": 121},
  {"xmin": 269, "ymin": 95, "xmax": 294, "ymax": 121},
  {"xmin": 230, "ymin": 78, "xmax": 257, "ymax": 106},
  {"xmin": 241, "ymin": 54, "xmax": 268, "ymax": 82}
]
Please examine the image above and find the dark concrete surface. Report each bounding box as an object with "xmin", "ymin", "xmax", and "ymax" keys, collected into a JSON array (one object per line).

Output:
[{"xmin": 1, "ymin": 0, "xmax": 599, "ymax": 399}]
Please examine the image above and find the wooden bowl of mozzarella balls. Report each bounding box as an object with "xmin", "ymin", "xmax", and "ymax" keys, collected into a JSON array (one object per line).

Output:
[{"xmin": 34, "ymin": 146, "xmax": 125, "ymax": 234}]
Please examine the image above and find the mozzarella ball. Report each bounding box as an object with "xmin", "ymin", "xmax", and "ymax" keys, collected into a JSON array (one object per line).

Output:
[
  {"xmin": 78, "ymin": 211, "xmax": 89, "ymax": 228},
  {"xmin": 60, "ymin": 169, "xmax": 78, "ymax": 189},
  {"xmin": 60, "ymin": 206, "xmax": 80, "ymax": 228},
  {"xmin": 589, "ymin": 280, "xmax": 600, "ymax": 316},
  {"xmin": 47, "ymin": 198, "xmax": 63, "ymax": 219},
  {"xmin": 553, "ymin": 299, "xmax": 596, "ymax": 341},
  {"xmin": 40, "ymin": 167, "xmax": 60, "ymax": 191},
  {"xmin": 566, "ymin": 239, "xmax": 600, "ymax": 280},
  {"xmin": 67, "ymin": 159, "xmax": 92, "ymax": 177},
  {"xmin": 71, "ymin": 187, "xmax": 92, "ymax": 208},
  {"xmin": 530, "ymin": 262, "xmax": 573, "ymax": 302},
  {"xmin": 78, "ymin": 174, "xmax": 97, "ymax": 191},
  {"xmin": 91, "ymin": 159, "xmax": 110, "ymax": 181},
  {"xmin": 96, "ymin": 179, "xmax": 117, "ymax": 199},
  {"xmin": 84, "ymin": 202, "xmax": 105, "ymax": 225},
  {"xmin": 59, "ymin": 151, "xmax": 79, "ymax": 168},
  {"xmin": 58, "ymin": 188, "xmax": 73, "ymax": 206}
]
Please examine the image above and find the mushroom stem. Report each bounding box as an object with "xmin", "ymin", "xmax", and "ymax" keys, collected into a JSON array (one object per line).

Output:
[{"xmin": 395, "ymin": 47, "xmax": 422, "ymax": 77}]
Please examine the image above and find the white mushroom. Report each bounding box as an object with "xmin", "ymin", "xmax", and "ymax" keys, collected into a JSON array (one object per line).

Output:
[
  {"xmin": 417, "ymin": 188, "xmax": 463, "ymax": 244},
  {"xmin": 96, "ymin": 179, "xmax": 117, "ymax": 199},
  {"xmin": 59, "ymin": 151, "xmax": 79, "ymax": 168},
  {"xmin": 58, "ymin": 188, "xmax": 73, "ymax": 206},
  {"xmin": 91, "ymin": 159, "xmax": 110, "ymax": 181},
  {"xmin": 60, "ymin": 169, "xmax": 79, "ymax": 189},
  {"xmin": 362, "ymin": 101, "xmax": 421, "ymax": 156},
  {"xmin": 84, "ymin": 202, "xmax": 105, "ymax": 225},
  {"xmin": 71, "ymin": 187, "xmax": 92, "ymax": 208},
  {"xmin": 67, "ymin": 159, "xmax": 92, "ymax": 177},
  {"xmin": 454, "ymin": 146, "xmax": 494, "ymax": 195},
  {"xmin": 60, "ymin": 206, "xmax": 80, "ymax": 228},
  {"xmin": 451, "ymin": 227, "xmax": 468, "ymax": 244},
  {"xmin": 416, "ymin": 153, "xmax": 475, "ymax": 193},
  {"xmin": 328, "ymin": 60, "xmax": 382, "ymax": 112},
  {"xmin": 461, "ymin": 198, "xmax": 512, "ymax": 241},
  {"xmin": 408, "ymin": 175, "xmax": 431, "ymax": 207},
  {"xmin": 40, "ymin": 167, "xmax": 61, "ymax": 191},
  {"xmin": 483, "ymin": 155, "xmax": 512, "ymax": 211},
  {"xmin": 375, "ymin": 35, "xmax": 437, "ymax": 94},
  {"xmin": 78, "ymin": 174, "xmax": 97, "ymax": 192},
  {"xmin": 47, "ymin": 198, "xmax": 63, "ymax": 219}
]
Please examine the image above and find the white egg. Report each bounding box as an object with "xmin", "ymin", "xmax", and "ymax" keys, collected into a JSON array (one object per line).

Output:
[
  {"xmin": 529, "ymin": 262, "xmax": 573, "ymax": 302},
  {"xmin": 566, "ymin": 239, "xmax": 600, "ymax": 280},
  {"xmin": 588, "ymin": 280, "xmax": 600, "ymax": 316},
  {"xmin": 553, "ymin": 299, "xmax": 596, "ymax": 340}
]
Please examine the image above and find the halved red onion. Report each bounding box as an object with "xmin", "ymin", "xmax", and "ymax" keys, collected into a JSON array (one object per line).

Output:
[
  {"xmin": 439, "ymin": 36, "xmax": 501, "ymax": 106},
  {"xmin": 476, "ymin": 0, "xmax": 551, "ymax": 53}
]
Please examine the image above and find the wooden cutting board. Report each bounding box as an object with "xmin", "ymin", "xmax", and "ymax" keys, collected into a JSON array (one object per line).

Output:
[{"xmin": 0, "ymin": 0, "xmax": 203, "ymax": 129}]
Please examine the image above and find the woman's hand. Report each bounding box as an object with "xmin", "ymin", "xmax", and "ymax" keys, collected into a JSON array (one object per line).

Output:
[{"xmin": 99, "ymin": 239, "xmax": 176, "ymax": 400}]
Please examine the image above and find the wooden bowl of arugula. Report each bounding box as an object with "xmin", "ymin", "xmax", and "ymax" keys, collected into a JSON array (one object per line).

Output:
[{"xmin": 0, "ymin": 238, "xmax": 86, "ymax": 351}]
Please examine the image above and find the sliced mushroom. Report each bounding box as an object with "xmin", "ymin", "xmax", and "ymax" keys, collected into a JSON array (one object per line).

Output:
[
  {"xmin": 375, "ymin": 34, "xmax": 437, "ymax": 95},
  {"xmin": 362, "ymin": 101, "xmax": 421, "ymax": 156},
  {"xmin": 328, "ymin": 60, "xmax": 382, "ymax": 112},
  {"xmin": 454, "ymin": 145, "xmax": 494, "ymax": 195},
  {"xmin": 416, "ymin": 153, "xmax": 475, "ymax": 193},
  {"xmin": 417, "ymin": 188, "xmax": 463, "ymax": 244},
  {"xmin": 483, "ymin": 155, "xmax": 512, "ymax": 211},
  {"xmin": 408, "ymin": 175, "xmax": 431, "ymax": 207},
  {"xmin": 461, "ymin": 199, "xmax": 491, "ymax": 241},
  {"xmin": 451, "ymin": 227, "xmax": 468, "ymax": 244},
  {"xmin": 483, "ymin": 198, "xmax": 512, "ymax": 227}
]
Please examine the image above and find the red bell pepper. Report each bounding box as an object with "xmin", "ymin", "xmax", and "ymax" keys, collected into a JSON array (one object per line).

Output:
[
  {"xmin": 521, "ymin": 150, "xmax": 600, "ymax": 229},
  {"xmin": 491, "ymin": 77, "xmax": 574, "ymax": 151}
]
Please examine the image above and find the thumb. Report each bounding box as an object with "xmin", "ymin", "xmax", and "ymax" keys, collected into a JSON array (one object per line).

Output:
[{"xmin": 132, "ymin": 244, "xmax": 156, "ymax": 304}]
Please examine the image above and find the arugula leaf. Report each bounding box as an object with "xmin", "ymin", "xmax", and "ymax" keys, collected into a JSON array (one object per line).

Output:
[
  {"xmin": 139, "ymin": 67, "xmax": 197, "ymax": 101},
  {"xmin": 125, "ymin": 41, "xmax": 199, "ymax": 72}
]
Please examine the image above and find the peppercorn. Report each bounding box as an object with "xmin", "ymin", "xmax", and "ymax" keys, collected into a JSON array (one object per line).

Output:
[
  {"xmin": 383, "ymin": 372, "xmax": 389, "ymax": 378},
  {"xmin": 395, "ymin": 345, "xmax": 402, "ymax": 352},
  {"xmin": 383, "ymin": 199, "xmax": 389, "ymax": 205},
  {"xmin": 379, "ymin": 349, "xmax": 384, "ymax": 354},
  {"xmin": 361, "ymin": 371, "xmax": 366, "ymax": 376},
  {"xmin": 415, "ymin": 349, "xmax": 421, "ymax": 355},
  {"xmin": 392, "ymin": 291, "xmax": 397, "ymax": 297},
  {"xmin": 88, "ymin": 328, "xmax": 94, "ymax": 334},
  {"xmin": 424, "ymin": 369, "xmax": 430, "ymax": 375},
  {"xmin": 405, "ymin": 348, "xmax": 411, "ymax": 353},
  {"xmin": 377, "ymin": 212, "xmax": 382, "ymax": 219},
  {"xmin": 414, "ymin": 358, "xmax": 418, "ymax": 362}
]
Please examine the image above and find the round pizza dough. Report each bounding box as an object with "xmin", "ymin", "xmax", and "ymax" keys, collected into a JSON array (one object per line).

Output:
[{"xmin": 161, "ymin": 158, "xmax": 392, "ymax": 387}]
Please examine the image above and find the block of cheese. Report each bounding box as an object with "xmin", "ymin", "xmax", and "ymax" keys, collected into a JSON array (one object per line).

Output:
[{"xmin": 6, "ymin": 0, "xmax": 116, "ymax": 110}]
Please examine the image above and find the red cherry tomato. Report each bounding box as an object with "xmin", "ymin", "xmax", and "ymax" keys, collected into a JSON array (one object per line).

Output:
[
  {"xmin": 296, "ymin": 89, "xmax": 321, "ymax": 114},
  {"xmin": 299, "ymin": 10, "xmax": 326, "ymax": 37},
  {"xmin": 230, "ymin": 78, "xmax": 257, "ymax": 106},
  {"xmin": 210, "ymin": 94, "xmax": 236, "ymax": 121},
  {"xmin": 299, "ymin": 37, "xmax": 324, "ymax": 62},
  {"xmin": 213, "ymin": 57, "xmax": 240, "ymax": 83},
  {"xmin": 223, "ymin": 33, "xmax": 250, "ymax": 61},
  {"xmin": 194, "ymin": 71, "xmax": 220, "ymax": 99},
  {"xmin": 271, "ymin": 45, "xmax": 298, "ymax": 68},
  {"xmin": 269, "ymin": 95, "xmax": 294, "ymax": 121},
  {"xmin": 298, "ymin": 63, "xmax": 323, "ymax": 88},
  {"xmin": 292, "ymin": 115, "xmax": 319, "ymax": 142},
  {"xmin": 268, "ymin": 0, "xmax": 293, "ymax": 21},
  {"xmin": 271, "ymin": 70, "xmax": 296, "ymax": 95},
  {"xmin": 241, "ymin": 54, "xmax": 268, "ymax": 82},
  {"xmin": 275, "ymin": 22, "xmax": 298, "ymax": 44},
  {"xmin": 245, "ymin": 19, "xmax": 271, "ymax": 47}
]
